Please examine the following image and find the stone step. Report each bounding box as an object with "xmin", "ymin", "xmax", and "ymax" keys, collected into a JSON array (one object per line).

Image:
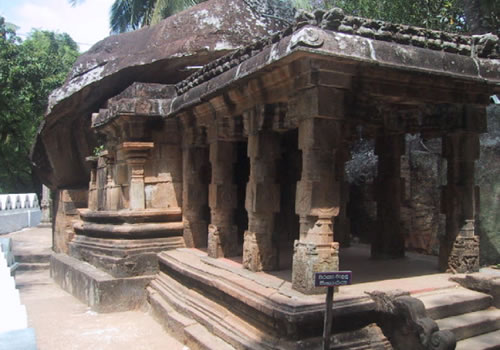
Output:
[
  {"xmin": 16, "ymin": 262, "xmax": 50, "ymax": 271},
  {"xmin": 456, "ymin": 329, "xmax": 500, "ymax": 350},
  {"xmin": 14, "ymin": 254, "xmax": 51, "ymax": 264},
  {"xmin": 417, "ymin": 287, "xmax": 492, "ymax": 320},
  {"xmin": 185, "ymin": 323, "xmax": 235, "ymax": 350},
  {"xmin": 436, "ymin": 308, "xmax": 500, "ymax": 341}
]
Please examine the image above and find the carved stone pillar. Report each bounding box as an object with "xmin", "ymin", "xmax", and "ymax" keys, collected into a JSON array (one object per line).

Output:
[
  {"xmin": 102, "ymin": 151, "xmax": 120, "ymax": 211},
  {"xmin": 243, "ymin": 130, "xmax": 280, "ymax": 271},
  {"xmin": 292, "ymin": 118, "xmax": 342, "ymax": 294},
  {"xmin": 440, "ymin": 131, "xmax": 480, "ymax": 273},
  {"xmin": 372, "ymin": 134, "xmax": 405, "ymax": 259},
  {"xmin": 120, "ymin": 142, "xmax": 154, "ymax": 210},
  {"xmin": 182, "ymin": 144, "xmax": 209, "ymax": 248},
  {"xmin": 208, "ymin": 140, "xmax": 238, "ymax": 258}
]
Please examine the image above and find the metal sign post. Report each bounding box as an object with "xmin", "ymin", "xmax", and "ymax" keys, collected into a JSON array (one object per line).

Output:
[{"xmin": 315, "ymin": 271, "xmax": 352, "ymax": 350}]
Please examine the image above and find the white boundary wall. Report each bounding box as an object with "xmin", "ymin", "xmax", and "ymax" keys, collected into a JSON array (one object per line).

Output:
[{"xmin": 0, "ymin": 194, "xmax": 41, "ymax": 234}]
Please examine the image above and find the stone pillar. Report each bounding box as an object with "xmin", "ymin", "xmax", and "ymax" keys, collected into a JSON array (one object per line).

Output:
[
  {"xmin": 102, "ymin": 152, "xmax": 120, "ymax": 211},
  {"xmin": 371, "ymin": 134, "xmax": 405, "ymax": 259},
  {"xmin": 208, "ymin": 140, "xmax": 238, "ymax": 258},
  {"xmin": 120, "ymin": 142, "xmax": 153, "ymax": 211},
  {"xmin": 182, "ymin": 145, "xmax": 209, "ymax": 248},
  {"xmin": 440, "ymin": 131, "xmax": 480, "ymax": 272},
  {"xmin": 39, "ymin": 185, "xmax": 52, "ymax": 227},
  {"xmin": 292, "ymin": 118, "xmax": 342, "ymax": 294},
  {"xmin": 243, "ymin": 131, "xmax": 280, "ymax": 271}
]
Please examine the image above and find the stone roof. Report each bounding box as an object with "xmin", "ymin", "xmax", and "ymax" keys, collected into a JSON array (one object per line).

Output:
[{"xmin": 176, "ymin": 7, "xmax": 500, "ymax": 96}]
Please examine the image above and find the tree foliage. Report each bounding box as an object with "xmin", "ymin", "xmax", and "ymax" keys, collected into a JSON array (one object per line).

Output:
[
  {"xmin": 293, "ymin": 0, "xmax": 499, "ymax": 34},
  {"xmin": 108, "ymin": 0, "xmax": 207, "ymax": 33},
  {"xmin": 0, "ymin": 17, "xmax": 79, "ymax": 193}
]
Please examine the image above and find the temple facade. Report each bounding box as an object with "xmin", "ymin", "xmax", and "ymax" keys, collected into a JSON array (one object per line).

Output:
[{"xmin": 35, "ymin": 2, "xmax": 500, "ymax": 349}]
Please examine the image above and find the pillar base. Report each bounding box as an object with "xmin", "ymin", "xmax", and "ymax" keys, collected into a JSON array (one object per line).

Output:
[
  {"xmin": 446, "ymin": 235, "xmax": 480, "ymax": 273},
  {"xmin": 292, "ymin": 241, "xmax": 339, "ymax": 295},
  {"xmin": 207, "ymin": 224, "xmax": 224, "ymax": 258},
  {"xmin": 242, "ymin": 231, "xmax": 278, "ymax": 271}
]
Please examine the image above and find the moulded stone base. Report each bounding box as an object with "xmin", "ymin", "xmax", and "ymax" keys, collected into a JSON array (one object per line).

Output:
[
  {"xmin": 69, "ymin": 234, "xmax": 185, "ymax": 278},
  {"xmin": 50, "ymin": 253, "xmax": 153, "ymax": 312},
  {"xmin": 147, "ymin": 249, "xmax": 389, "ymax": 350},
  {"xmin": 292, "ymin": 241, "xmax": 339, "ymax": 295}
]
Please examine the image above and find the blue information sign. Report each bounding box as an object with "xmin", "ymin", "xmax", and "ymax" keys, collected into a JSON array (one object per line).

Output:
[{"xmin": 315, "ymin": 271, "xmax": 352, "ymax": 287}]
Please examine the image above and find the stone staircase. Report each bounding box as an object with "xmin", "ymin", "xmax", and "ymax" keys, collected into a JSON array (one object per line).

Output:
[
  {"xmin": 417, "ymin": 287, "xmax": 500, "ymax": 350},
  {"xmin": 14, "ymin": 253, "xmax": 50, "ymax": 271}
]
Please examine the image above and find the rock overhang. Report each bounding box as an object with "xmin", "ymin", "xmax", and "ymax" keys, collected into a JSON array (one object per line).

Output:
[
  {"xmin": 34, "ymin": 4, "xmax": 500, "ymax": 190},
  {"xmin": 31, "ymin": 0, "xmax": 291, "ymax": 189}
]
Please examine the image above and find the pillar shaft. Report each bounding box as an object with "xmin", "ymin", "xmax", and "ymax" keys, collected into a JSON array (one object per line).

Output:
[
  {"xmin": 208, "ymin": 140, "xmax": 238, "ymax": 258},
  {"xmin": 372, "ymin": 134, "xmax": 405, "ymax": 259},
  {"xmin": 440, "ymin": 131, "xmax": 480, "ymax": 272},
  {"xmin": 128, "ymin": 159, "xmax": 146, "ymax": 210},
  {"xmin": 292, "ymin": 118, "xmax": 342, "ymax": 294},
  {"xmin": 243, "ymin": 131, "xmax": 280, "ymax": 271},
  {"xmin": 182, "ymin": 145, "xmax": 209, "ymax": 248},
  {"xmin": 120, "ymin": 142, "xmax": 154, "ymax": 211}
]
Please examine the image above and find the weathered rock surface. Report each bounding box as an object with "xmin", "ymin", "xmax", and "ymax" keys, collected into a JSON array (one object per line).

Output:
[{"xmin": 31, "ymin": 0, "xmax": 290, "ymax": 189}]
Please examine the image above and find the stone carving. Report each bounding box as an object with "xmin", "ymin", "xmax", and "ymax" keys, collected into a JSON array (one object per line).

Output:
[
  {"xmin": 447, "ymin": 235, "xmax": 480, "ymax": 273},
  {"xmin": 207, "ymin": 224, "xmax": 223, "ymax": 258},
  {"xmin": 368, "ymin": 290, "xmax": 456, "ymax": 350},
  {"xmin": 289, "ymin": 27, "xmax": 324, "ymax": 49}
]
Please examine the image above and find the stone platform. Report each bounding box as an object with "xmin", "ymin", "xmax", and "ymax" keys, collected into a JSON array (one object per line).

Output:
[
  {"xmin": 70, "ymin": 209, "xmax": 185, "ymax": 278},
  {"xmin": 51, "ymin": 253, "xmax": 154, "ymax": 312},
  {"xmin": 147, "ymin": 247, "xmax": 455, "ymax": 349}
]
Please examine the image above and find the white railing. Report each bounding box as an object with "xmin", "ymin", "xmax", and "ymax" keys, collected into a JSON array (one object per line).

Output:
[
  {"xmin": 0, "ymin": 194, "xmax": 41, "ymax": 234},
  {"xmin": 0, "ymin": 194, "xmax": 39, "ymax": 211}
]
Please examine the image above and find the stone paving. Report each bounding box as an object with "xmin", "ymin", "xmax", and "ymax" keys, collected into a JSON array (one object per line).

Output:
[{"xmin": 8, "ymin": 227, "xmax": 186, "ymax": 350}]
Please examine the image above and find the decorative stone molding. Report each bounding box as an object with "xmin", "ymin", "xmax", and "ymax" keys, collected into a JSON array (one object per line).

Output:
[{"xmin": 368, "ymin": 290, "xmax": 456, "ymax": 350}]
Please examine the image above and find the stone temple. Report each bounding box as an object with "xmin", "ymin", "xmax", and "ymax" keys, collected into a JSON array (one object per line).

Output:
[{"xmin": 31, "ymin": 0, "xmax": 500, "ymax": 348}]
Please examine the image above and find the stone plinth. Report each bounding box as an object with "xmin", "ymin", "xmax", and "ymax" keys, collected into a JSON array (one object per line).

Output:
[
  {"xmin": 70, "ymin": 209, "xmax": 185, "ymax": 277},
  {"xmin": 51, "ymin": 253, "xmax": 153, "ymax": 312}
]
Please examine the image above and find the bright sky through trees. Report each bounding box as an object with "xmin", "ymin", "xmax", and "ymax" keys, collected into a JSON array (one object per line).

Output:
[{"xmin": 0, "ymin": 0, "xmax": 113, "ymax": 52}]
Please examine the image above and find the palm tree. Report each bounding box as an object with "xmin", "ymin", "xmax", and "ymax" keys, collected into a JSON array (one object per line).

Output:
[{"xmin": 69, "ymin": 0, "xmax": 207, "ymax": 34}]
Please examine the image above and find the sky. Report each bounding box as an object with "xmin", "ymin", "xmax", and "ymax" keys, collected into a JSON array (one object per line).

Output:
[{"xmin": 0, "ymin": 0, "xmax": 115, "ymax": 52}]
